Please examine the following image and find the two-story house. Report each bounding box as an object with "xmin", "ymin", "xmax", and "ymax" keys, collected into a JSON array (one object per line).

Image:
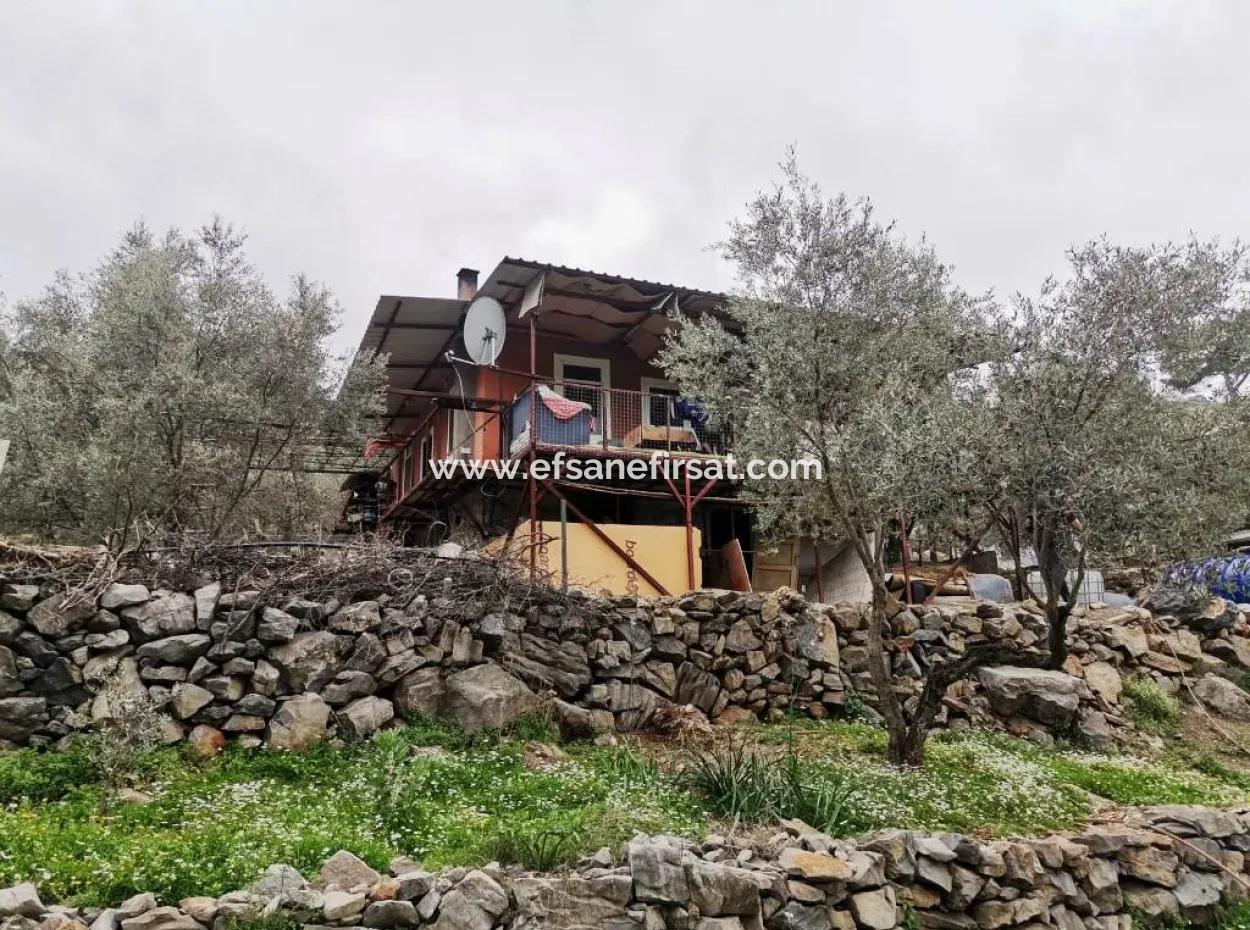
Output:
[{"xmin": 348, "ymin": 257, "xmax": 870, "ymax": 601}]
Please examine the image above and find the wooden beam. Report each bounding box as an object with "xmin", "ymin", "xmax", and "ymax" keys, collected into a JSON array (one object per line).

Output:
[{"xmin": 538, "ymin": 478, "xmax": 671, "ymax": 596}]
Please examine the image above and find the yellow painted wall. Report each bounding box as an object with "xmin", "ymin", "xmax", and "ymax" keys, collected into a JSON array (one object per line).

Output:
[{"xmin": 518, "ymin": 520, "xmax": 701, "ymax": 596}]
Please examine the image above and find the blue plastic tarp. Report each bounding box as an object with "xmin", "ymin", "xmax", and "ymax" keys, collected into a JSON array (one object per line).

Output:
[{"xmin": 1163, "ymin": 553, "xmax": 1250, "ymax": 604}]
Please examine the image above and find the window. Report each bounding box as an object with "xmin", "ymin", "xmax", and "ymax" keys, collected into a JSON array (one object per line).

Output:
[
  {"xmin": 402, "ymin": 445, "xmax": 415, "ymax": 494},
  {"xmin": 554, "ymin": 354, "xmax": 611, "ymax": 442},
  {"xmin": 419, "ymin": 432, "xmax": 434, "ymax": 482},
  {"xmin": 640, "ymin": 377, "xmax": 680, "ymax": 428}
]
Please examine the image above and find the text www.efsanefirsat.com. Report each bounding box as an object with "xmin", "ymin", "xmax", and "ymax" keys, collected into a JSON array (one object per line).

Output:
[{"xmin": 426, "ymin": 452, "xmax": 821, "ymax": 482}]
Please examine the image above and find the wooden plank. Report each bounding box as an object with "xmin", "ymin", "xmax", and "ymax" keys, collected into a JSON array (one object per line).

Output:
[{"xmin": 722, "ymin": 539, "xmax": 752, "ymax": 592}]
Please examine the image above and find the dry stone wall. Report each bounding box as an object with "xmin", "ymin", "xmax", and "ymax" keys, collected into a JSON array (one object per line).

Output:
[
  {"xmin": 4, "ymin": 805, "xmax": 1250, "ymax": 929},
  {"xmin": 0, "ymin": 581, "xmax": 846, "ymax": 750},
  {"xmin": 2, "ymin": 573, "xmax": 1250, "ymax": 752}
]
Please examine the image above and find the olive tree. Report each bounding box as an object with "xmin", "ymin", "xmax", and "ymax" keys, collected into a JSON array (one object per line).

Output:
[
  {"xmin": 661, "ymin": 156, "xmax": 1005, "ymax": 765},
  {"xmin": 986, "ymin": 242, "xmax": 1250, "ymax": 666},
  {"xmin": 1154, "ymin": 239, "xmax": 1250, "ymax": 401},
  {"xmin": 0, "ymin": 219, "xmax": 385, "ymax": 546}
]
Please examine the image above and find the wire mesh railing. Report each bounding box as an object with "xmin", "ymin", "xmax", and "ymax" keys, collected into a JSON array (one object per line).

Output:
[{"xmin": 505, "ymin": 380, "xmax": 731, "ymax": 458}]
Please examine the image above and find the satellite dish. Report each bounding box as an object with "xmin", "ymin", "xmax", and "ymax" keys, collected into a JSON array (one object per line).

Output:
[{"xmin": 462, "ymin": 296, "xmax": 506, "ymax": 365}]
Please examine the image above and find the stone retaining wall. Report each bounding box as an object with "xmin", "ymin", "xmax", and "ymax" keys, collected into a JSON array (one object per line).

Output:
[
  {"xmin": 0, "ymin": 580, "xmax": 850, "ymax": 750},
  {"xmin": 4, "ymin": 805, "xmax": 1249, "ymax": 929},
  {"xmin": 2, "ymin": 575, "xmax": 1250, "ymax": 751}
]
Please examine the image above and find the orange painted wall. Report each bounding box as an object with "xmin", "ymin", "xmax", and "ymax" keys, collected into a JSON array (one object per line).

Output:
[{"xmin": 468, "ymin": 327, "xmax": 669, "ymax": 461}]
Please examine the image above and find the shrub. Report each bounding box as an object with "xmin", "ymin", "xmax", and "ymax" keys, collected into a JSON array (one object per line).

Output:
[
  {"xmin": 0, "ymin": 740, "xmax": 102, "ymax": 803},
  {"xmin": 680, "ymin": 737, "xmax": 855, "ymax": 836},
  {"xmin": 483, "ymin": 814, "xmax": 584, "ymax": 870},
  {"xmin": 681, "ymin": 739, "xmax": 777, "ymax": 824},
  {"xmin": 1123, "ymin": 676, "xmax": 1181, "ymax": 736}
]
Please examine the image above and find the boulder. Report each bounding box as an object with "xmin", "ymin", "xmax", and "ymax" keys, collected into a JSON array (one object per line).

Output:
[
  {"xmin": 329, "ymin": 601, "xmax": 382, "ymax": 634},
  {"xmin": 121, "ymin": 594, "xmax": 197, "ymax": 643},
  {"xmin": 1192, "ymin": 675, "xmax": 1250, "ymax": 720},
  {"xmin": 685, "ymin": 858, "xmax": 760, "ymax": 916},
  {"xmin": 768, "ymin": 902, "xmax": 833, "ymax": 930},
  {"xmin": 607, "ymin": 680, "xmax": 660, "ymax": 730},
  {"xmin": 1118, "ymin": 846, "xmax": 1180, "ymax": 887},
  {"xmin": 431, "ymin": 871, "xmax": 507, "ymax": 930},
  {"xmin": 1174, "ymin": 869, "xmax": 1222, "ymax": 916},
  {"xmin": 100, "ymin": 584, "xmax": 151, "ymax": 611},
  {"xmin": 849, "ymin": 888, "xmax": 896, "ymax": 930},
  {"xmin": 193, "ymin": 583, "xmax": 220, "ymax": 628},
  {"xmin": 118, "ymin": 909, "xmax": 204, "ymax": 930},
  {"xmin": 318, "ymin": 850, "xmax": 381, "ymax": 892},
  {"xmin": 439, "ymin": 662, "xmax": 536, "ymax": 732},
  {"xmin": 250, "ymin": 863, "xmax": 309, "ymax": 897},
  {"xmin": 0, "ymin": 697, "xmax": 47, "ymax": 742},
  {"xmin": 1106, "ymin": 624, "xmax": 1149, "ymax": 658},
  {"xmin": 267, "ymin": 693, "xmax": 331, "ymax": 752},
  {"xmin": 551, "ymin": 698, "xmax": 615, "ymax": 739},
  {"xmin": 186, "ymin": 724, "xmax": 226, "ymax": 759},
  {"xmin": 136, "ymin": 634, "xmax": 211, "ymax": 665},
  {"xmin": 724, "ymin": 620, "xmax": 763, "ymax": 654},
  {"xmin": 796, "ymin": 616, "xmax": 840, "ymax": 666},
  {"xmin": 0, "ymin": 610, "xmax": 22, "ymax": 646},
  {"xmin": 511, "ymin": 875, "xmax": 632, "ymax": 929},
  {"xmin": 256, "ymin": 608, "xmax": 300, "ymax": 644},
  {"xmin": 498, "ymin": 635, "xmax": 592, "ymax": 698},
  {"xmin": 1194, "ymin": 598, "xmax": 1239, "ymax": 635},
  {"xmin": 323, "ymin": 891, "xmax": 368, "ymax": 921},
  {"xmin": 0, "ymin": 884, "xmax": 44, "ymax": 919},
  {"xmin": 170, "ymin": 682, "xmax": 214, "ymax": 719},
  {"xmin": 779, "ymin": 848, "xmax": 853, "ymax": 882},
  {"xmin": 393, "ymin": 667, "xmax": 444, "ymax": 719},
  {"xmin": 321, "ymin": 670, "xmax": 378, "ymax": 706},
  {"xmin": 1083, "ymin": 661, "xmax": 1123, "ymax": 704},
  {"xmin": 0, "ymin": 585, "xmax": 39, "ymax": 614},
  {"xmin": 337, "ymin": 696, "xmax": 395, "ymax": 740},
  {"xmin": 27, "ymin": 594, "xmax": 95, "ymax": 637},
  {"xmin": 978, "ymin": 666, "xmax": 1080, "ymax": 724},
  {"xmin": 629, "ymin": 839, "xmax": 689, "ymax": 905},
  {"xmin": 675, "ymin": 661, "xmax": 722, "ymax": 713},
  {"xmin": 268, "ymin": 631, "xmax": 341, "ymax": 692},
  {"xmin": 362, "ymin": 900, "xmax": 417, "ymax": 928}
]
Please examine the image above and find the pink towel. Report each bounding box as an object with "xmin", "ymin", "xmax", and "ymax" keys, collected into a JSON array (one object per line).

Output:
[{"xmin": 538, "ymin": 386, "xmax": 591, "ymax": 420}]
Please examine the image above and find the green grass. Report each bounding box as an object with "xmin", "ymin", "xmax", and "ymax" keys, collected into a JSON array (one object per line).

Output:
[
  {"xmin": 751, "ymin": 721, "xmax": 1248, "ymax": 835},
  {"xmin": 0, "ymin": 725, "xmax": 700, "ymax": 906},
  {"xmin": 1123, "ymin": 676, "xmax": 1182, "ymax": 737},
  {"xmin": 2, "ymin": 718, "xmax": 1248, "ymax": 907}
]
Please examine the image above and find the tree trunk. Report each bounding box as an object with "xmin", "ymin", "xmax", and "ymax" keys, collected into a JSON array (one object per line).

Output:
[
  {"xmin": 866, "ymin": 575, "xmax": 911, "ymax": 766},
  {"xmin": 1038, "ymin": 531, "xmax": 1070, "ymax": 669}
]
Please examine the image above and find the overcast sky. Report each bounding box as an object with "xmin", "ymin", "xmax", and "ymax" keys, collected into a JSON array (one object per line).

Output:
[{"xmin": 3, "ymin": 1, "xmax": 1248, "ymax": 355}]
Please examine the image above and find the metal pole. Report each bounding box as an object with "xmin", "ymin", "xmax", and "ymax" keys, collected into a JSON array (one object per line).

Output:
[
  {"xmin": 899, "ymin": 509, "xmax": 913, "ymax": 604},
  {"xmin": 684, "ymin": 470, "xmax": 695, "ymax": 592},
  {"xmin": 528, "ymin": 313, "xmax": 538, "ymax": 582},
  {"xmin": 813, "ymin": 539, "xmax": 824, "ymax": 602},
  {"xmin": 560, "ymin": 499, "xmax": 569, "ymax": 591}
]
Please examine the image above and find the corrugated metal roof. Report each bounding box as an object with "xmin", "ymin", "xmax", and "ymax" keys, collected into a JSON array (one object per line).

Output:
[{"xmin": 499, "ymin": 256, "xmax": 727, "ymax": 302}]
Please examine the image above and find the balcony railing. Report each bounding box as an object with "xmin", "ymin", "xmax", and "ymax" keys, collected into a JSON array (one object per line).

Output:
[{"xmin": 505, "ymin": 380, "xmax": 731, "ymax": 459}]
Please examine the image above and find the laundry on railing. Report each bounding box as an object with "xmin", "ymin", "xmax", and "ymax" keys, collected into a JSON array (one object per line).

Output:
[
  {"xmin": 674, "ymin": 396, "xmax": 708, "ymax": 428},
  {"xmin": 537, "ymin": 385, "xmax": 598, "ymax": 431}
]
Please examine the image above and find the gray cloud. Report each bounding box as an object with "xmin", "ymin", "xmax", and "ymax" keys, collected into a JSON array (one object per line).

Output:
[{"xmin": 2, "ymin": 1, "xmax": 1248, "ymax": 354}]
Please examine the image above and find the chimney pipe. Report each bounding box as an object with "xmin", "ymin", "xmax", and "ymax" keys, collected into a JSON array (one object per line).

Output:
[{"xmin": 456, "ymin": 267, "xmax": 479, "ymax": 301}]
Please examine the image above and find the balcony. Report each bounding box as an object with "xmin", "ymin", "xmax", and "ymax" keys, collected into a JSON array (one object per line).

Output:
[{"xmin": 505, "ymin": 380, "xmax": 731, "ymax": 459}]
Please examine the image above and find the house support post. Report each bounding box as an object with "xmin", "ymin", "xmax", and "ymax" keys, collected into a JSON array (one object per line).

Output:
[
  {"xmin": 899, "ymin": 509, "xmax": 913, "ymax": 604},
  {"xmin": 663, "ymin": 474, "xmax": 719, "ymax": 593},
  {"xmin": 559, "ymin": 499, "xmax": 569, "ymax": 591},
  {"xmin": 813, "ymin": 539, "xmax": 824, "ymax": 602},
  {"xmin": 527, "ymin": 313, "xmax": 538, "ymax": 583}
]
